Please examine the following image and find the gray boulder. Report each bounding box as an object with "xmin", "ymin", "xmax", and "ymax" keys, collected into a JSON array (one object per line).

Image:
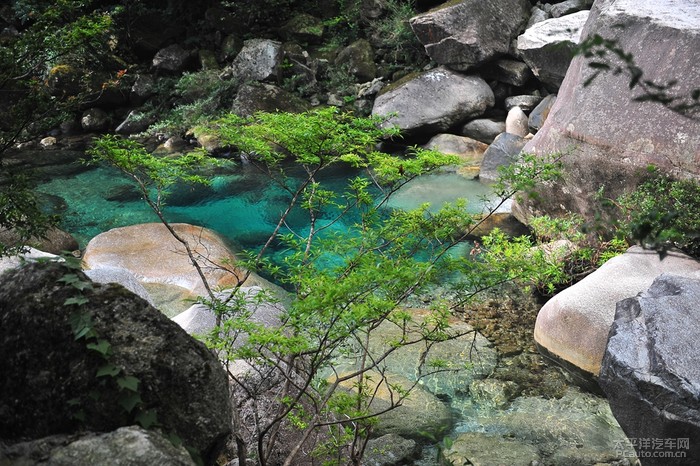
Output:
[
  {"xmin": 504, "ymin": 94, "xmax": 542, "ymax": 112},
  {"xmin": 478, "ymin": 132, "xmax": 528, "ymax": 182},
  {"xmin": 84, "ymin": 266, "xmax": 156, "ymax": 308},
  {"xmin": 130, "ymin": 74, "xmax": 156, "ymax": 105},
  {"xmin": 534, "ymin": 247, "xmax": 700, "ymax": 379},
  {"xmin": 152, "ymin": 44, "xmax": 194, "ymax": 72},
  {"xmin": 0, "ymin": 247, "xmax": 58, "ymax": 275},
  {"xmin": 517, "ymin": 1, "xmax": 700, "ymax": 224},
  {"xmin": 527, "ymin": 94, "xmax": 556, "ymax": 133},
  {"xmin": 516, "ymin": 10, "xmax": 589, "ymax": 91},
  {"xmin": 80, "ymin": 108, "xmax": 110, "ymax": 132},
  {"xmin": 0, "ymin": 262, "xmax": 231, "ymax": 464},
  {"xmin": 0, "ymin": 426, "xmax": 196, "ymax": 465},
  {"xmin": 231, "ymin": 82, "xmax": 311, "ymax": 117},
  {"xmin": 372, "ymin": 67, "xmax": 494, "ymax": 135},
  {"xmin": 550, "ymin": 0, "xmax": 594, "ymax": 18},
  {"xmin": 334, "ymin": 39, "xmax": 376, "ymax": 83},
  {"xmin": 227, "ymin": 39, "xmax": 283, "ymax": 83},
  {"xmin": 173, "ymin": 286, "xmax": 284, "ymax": 342},
  {"xmin": 458, "ymin": 117, "xmax": 506, "ymax": 144},
  {"xmin": 424, "ymin": 133, "xmax": 488, "ymax": 167},
  {"xmin": 481, "ymin": 58, "xmax": 534, "ymax": 87},
  {"xmin": 0, "ymin": 226, "xmax": 78, "ymax": 255},
  {"xmin": 409, "ymin": 0, "xmax": 530, "ymax": 70},
  {"xmin": 601, "ymin": 274, "xmax": 700, "ymax": 464}
]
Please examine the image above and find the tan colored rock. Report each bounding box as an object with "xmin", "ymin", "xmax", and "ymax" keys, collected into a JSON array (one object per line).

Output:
[
  {"xmin": 424, "ymin": 133, "xmax": 488, "ymax": 167},
  {"xmin": 534, "ymin": 246, "xmax": 700, "ymax": 378},
  {"xmin": 82, "ymin": 223, "xmax": 252, "ymax": 297},
  {"xmin": 505, "ymin": 106, "xmax": 529, "ymax": 137}
]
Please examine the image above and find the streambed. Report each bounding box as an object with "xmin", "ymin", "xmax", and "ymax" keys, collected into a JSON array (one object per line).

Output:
[{"xmin": 34, "ymin": 157, "xmax": 634, "ymax": 465}]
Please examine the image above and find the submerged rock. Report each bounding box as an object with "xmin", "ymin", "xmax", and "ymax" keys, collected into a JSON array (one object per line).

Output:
[
  {"xmin": 363, "ymin": 434, "xmax": 419, "ymax": 466},
  {"xmin": 601, "ymin": 274, "xmax": 700, "ymax": 464},
  {"xmin": 450, "ymin": 387, "xmax": 636, "ymax": 465}
]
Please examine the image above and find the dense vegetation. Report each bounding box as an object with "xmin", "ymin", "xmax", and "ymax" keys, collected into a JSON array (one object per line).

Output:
[{"xmin": 3, "ymin": 1, "xmax": 700, "ymax": 465}]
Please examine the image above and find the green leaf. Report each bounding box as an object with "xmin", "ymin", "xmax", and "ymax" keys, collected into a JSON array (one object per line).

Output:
[
  {"xmin": 135, "ymin": 409, "xmax": 159, "ymax": 429},
  {"xmin": 117, "ymin": 375, "xmax": 140, "ymax": 392},
  {"xmin": 64, "ymin": 296, "xmax": 90, "ymax": 306},
  {"xmin": 96, "ymin": 363, "xmax": 121, "ymax": 378},
  {"xmin": 86, "ymin": 339, "xmax": 111, "ymax": 356},
  {"xmin": 119, "ymin": 391, "xmax": 142, "ymax": 413}
]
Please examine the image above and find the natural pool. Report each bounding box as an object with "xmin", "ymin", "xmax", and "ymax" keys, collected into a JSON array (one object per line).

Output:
[
  {"xmin": 34, "ymin": 157, "xmax": 635, "ymax": 465},
  {"xmin": 36, "ymin": 161, "xmax": 498, "ymax": 253}
]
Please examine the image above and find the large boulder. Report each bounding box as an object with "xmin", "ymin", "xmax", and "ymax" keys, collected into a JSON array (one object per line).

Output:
[
  {"xmin": 226, "ymin": 39, "xmax": 283, "ymax": 83},
  {"xmin": 152, "ymin": 44, "xmax": 195, "ymax": 72},
  {"xmin": 478, "ymin": 132, "xmax": 528, "ymax": 182},
  {"xmin": 459, "ymin": 117, "xmax": 506, "ymax": 144},
  {"xmin": 516, "ymin": 1, "xmax": 700, "ymax": 224},
  {"xmin": 0, "ymin": 426, "xmax": 196, "ymax": 465},
  {"xmin": 534, "ymin": 246, "xmax": 700, "ymax": 380},
  {"xmin": 82, "ymin": 223, "xmax": 251, "ymax": 297},
  {"xmin": 371, "ymin": 67, "xmax": 494, "ymax": 136},
  {"xmin": 0, "ymin": 226, "xmax": 79, "ymax": 255},
  {"xmin": 516, "ymin": 10, "xmax": 589, "ymax": 91},
  {"xmin": 0, "ymin": 262, "xmax": 231, "ymax": 464},
  {"xmin": 231, "ymin": 82, "xmax": 311, "ymax": 117},
  {"xmin": 600, "ymin": 274, "xmax": 700, "ymax": 465},
  {"xmin": 409, "ymin": 0, "xmax": 530, "ymax": 70},
  {"xmin": 334, "ymin": 39, "xmax": 377, "ymax": 83}
]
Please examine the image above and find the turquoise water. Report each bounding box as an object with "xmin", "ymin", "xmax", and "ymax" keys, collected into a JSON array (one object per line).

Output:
[{"xmin": 36, "ymin": 161, "xmax": 497, "ymax": 259}]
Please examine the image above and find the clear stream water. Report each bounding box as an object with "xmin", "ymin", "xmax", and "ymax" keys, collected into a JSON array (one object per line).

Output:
[
  {"xmin": 36, "ymin": 161, "xmax": 497, "ymax": 253},
  {"xmin": 34, "ymin": 159, "xmax": 634, "ymax": 464}
]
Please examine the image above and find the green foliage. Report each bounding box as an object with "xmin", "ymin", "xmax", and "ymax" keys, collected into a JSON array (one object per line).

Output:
[
  {"xmin": 89, "ymin": 135, "xmax": 217, "ymax": 194},
  {"xmin": 616, "ymin": 174, "xmax": 700, "ymax": 257},
  {"xmin": 368, "ymin": 0, "xmax": 424, "ymax": 65},
  {"xmin": 141, "ymin": 70, "xmax": 240, "ymax": 138},
  {"xmin": 0, "ymin": 0, "xmax": 118, "ymax": 255},
  {"xmin": 0, "ymin": 171, "xmax": 56, "ymax": 257},
  {"xmin": 92, "ymin": 108, "xmax": 571, "ymax": 465}
]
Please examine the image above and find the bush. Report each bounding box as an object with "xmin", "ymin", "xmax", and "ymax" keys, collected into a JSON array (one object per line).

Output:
[{"xmin": 617, "ymin": 172, "xmax": 700, "ymax": 257}]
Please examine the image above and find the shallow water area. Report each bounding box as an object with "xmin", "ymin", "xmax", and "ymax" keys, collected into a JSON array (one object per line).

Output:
[{"xmin": 34, "ymin": 158, "xmax": 634, "ymax": 465}]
